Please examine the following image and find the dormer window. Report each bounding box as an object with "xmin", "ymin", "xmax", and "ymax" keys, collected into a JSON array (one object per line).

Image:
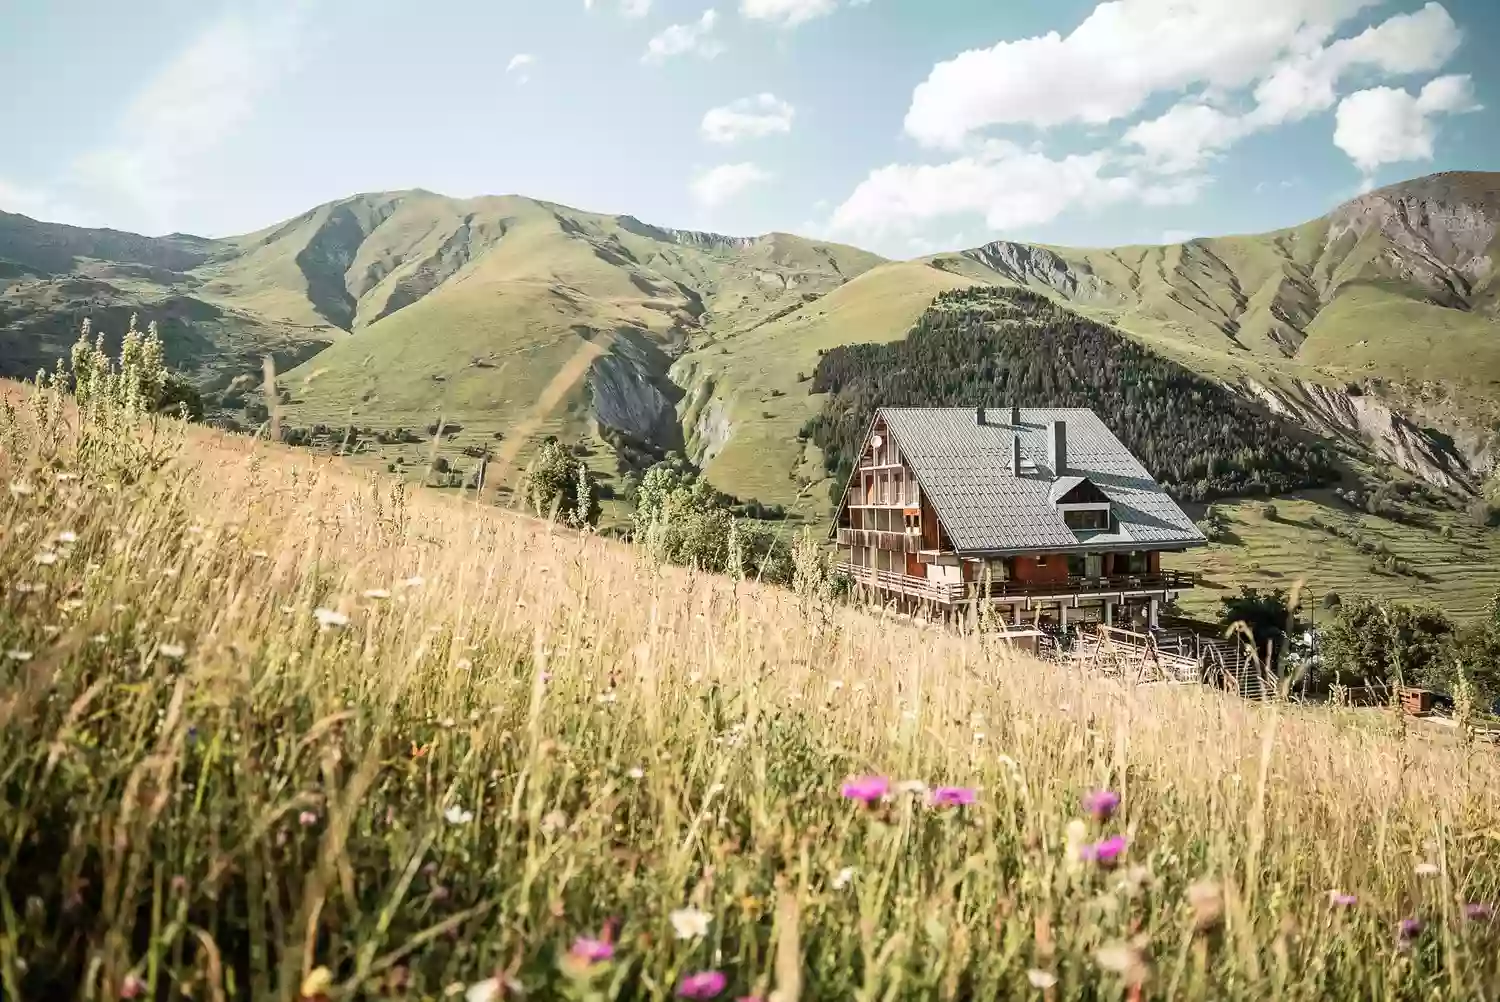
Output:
[{"xmin": 1049, "ymin": 475, "xmax": 1112, "ymax": 533}]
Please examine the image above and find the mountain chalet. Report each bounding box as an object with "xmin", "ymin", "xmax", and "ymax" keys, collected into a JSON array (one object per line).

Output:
[{"xmin": 831, "ymin": 406, "xmax": 1207, "ymax": 629}]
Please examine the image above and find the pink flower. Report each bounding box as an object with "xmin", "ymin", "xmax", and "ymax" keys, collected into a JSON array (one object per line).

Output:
[
  {"xmin": 298, "ymin": 810, "xmax": 318, "ymax": 827},
  {"xmin": 1464, "ymin": 902, "xmax": 1494, "ymax": 921},
  {"xmin": 1082, "ymin": 789, "xmax": 1120, "ymax": 822},
  {"xmin": 1397, "ymin": 917, "xmax": 1423, "ymax": 948},
  {"xmin": 931, "ymin": 786, "xmax": 977, "ymax": 807},
  {"xmin": 841, "ymin": 775, "xmax": 889, "ymax": 803},
  {"xmin": 678, "ymin": 971, "xmax": 727, "ymax": 999},
  {"xmin": 120, "ymin": 974, "xmax": 146, "ymax": 999},
  {"xmin": 570, "ymin": 937, "xmax": 614, "ymax": 964},
  {"xmin": 1079, "ymin": 835, "xmax": 1127, "ymax": 866},
  {"xmin": 1328, "ymin": 891, "xmax": 1358, "ymax": 907}
]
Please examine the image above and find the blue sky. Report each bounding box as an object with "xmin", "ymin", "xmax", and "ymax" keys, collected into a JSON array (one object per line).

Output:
[{"xmin": 1, "ymin": 0, "xmax": 1495, "ymax": 257}]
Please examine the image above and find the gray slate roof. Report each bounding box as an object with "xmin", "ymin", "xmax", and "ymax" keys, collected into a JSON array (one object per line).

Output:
[{"xmin": 878, "ymin": 407, "xmax": 1206, "ymax": 555}]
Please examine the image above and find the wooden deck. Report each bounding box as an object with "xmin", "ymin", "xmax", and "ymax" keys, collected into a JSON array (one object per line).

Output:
[{"xmin": 834, "ymin": 563, "xmax": 1196, "ymax": 606}]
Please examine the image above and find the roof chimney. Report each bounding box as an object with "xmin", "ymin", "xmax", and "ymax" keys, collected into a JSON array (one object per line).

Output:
[
  {"xmin": 1010, "ymin": 404, "xmax": 1020, "ymax": 425},
  {"xmin": 976, "ymin": 405, "xmax": 985, "ymax": 426},
  {"xmin": 1010, "ymin": 434, "xmax": 1021, "ymax": 476},
  {"xmin": 1048, "ymin": 419, "xmax": 1067, "ymax": 476}
]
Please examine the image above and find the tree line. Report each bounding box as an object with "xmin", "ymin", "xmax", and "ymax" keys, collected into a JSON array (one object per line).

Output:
[{"xmin": 803, "ymin": 286, "xmax": 1338, "ymax": 505}]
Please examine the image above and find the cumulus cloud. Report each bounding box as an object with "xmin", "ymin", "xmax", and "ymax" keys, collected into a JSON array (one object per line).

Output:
[
  {"xmin": 739, "ymin": 0, "xmax": 839, "ymax": 27},
  {"xmin": 828, "ymin": 141, "xmax": 1203, "ymax": 240},
  {"xmin": 904, "ymin": 0, "xmax": 1379, "ymax": 149},
  {"xmin": 1121, "ymin": 3, "xmax": 1462, "ymax": 174},
  {"xmin": 1334, "ymin": 74, "xmax": 1480, "ymax": 173},
  {"xmin": 644, "ymin": 10, "xmax": 724, "ymax": 63},
  {"xmin": 691, "ymin": 162, "xmax": 773, "ymax": 207},
  {"xmin": 585, "ymin": 0, "xmax": 652, "ymax": 15},
  {"xmin": 701, "ymin": 94, "xmax": 796, "ymax": 144}
]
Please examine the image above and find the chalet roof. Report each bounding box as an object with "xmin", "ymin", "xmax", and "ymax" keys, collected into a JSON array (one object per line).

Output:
[{"xmin": 877, "ymin": 407, "xmax": 1206, "ymax": 555}]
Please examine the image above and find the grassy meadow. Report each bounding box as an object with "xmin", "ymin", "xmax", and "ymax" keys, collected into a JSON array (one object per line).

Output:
[{"xmin": 3, "ymin": 379, "xmax": 1500, "ymax": 1001}]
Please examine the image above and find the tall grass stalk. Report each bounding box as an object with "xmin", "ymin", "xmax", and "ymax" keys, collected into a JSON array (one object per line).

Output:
[{"xmin": 0, "ymin": 375, "xmax": 1498, "ymax": 1000}]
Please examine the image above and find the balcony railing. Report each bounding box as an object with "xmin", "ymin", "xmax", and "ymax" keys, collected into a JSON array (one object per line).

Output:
[
  {"xmin": 834, "ymin": 563, "xmax": 1196, "ymax": 605},
  {"xmin": 835, "ymin": 527, "xmax": 923, "ymax": 552}
]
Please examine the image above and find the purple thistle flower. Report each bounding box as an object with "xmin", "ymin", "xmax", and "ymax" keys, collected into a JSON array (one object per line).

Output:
[
  {"xmin": 1328, "ymin": 891, "xmax": 1358, "ymax": 907},
  {"xmin": 1079, "ymin": 834, "xmax": 1127, "ymax": 866},
  {"xmin": 1397, "ymin": 917, "xmax": 1423, "ymax": 947},
  {"xmin": 570, "ymin": 937, "xmax": 615, "ymax": 964},
  {"xmin": 1082, "ymin": 789, "xmax": 1120, "ymax": 822},
  {"xmin": 1464, "ymin": 902, "xmax": 1494, "ymax": 921},
  {"xmin": 931, "ymin": 786, "xmax": 977, "ymax": 808},
  {"xmin": 678, "ymin": 971, "xmax": 727, "ymax": 999},
  {"xmin": 841, "ymin": 775, "xmax": 890, "ymax": 804}
]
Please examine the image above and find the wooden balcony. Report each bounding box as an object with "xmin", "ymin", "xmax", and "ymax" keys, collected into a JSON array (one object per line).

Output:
[
  {"xmin": 834, "ymin": 563, "xmax": 1196, "ymax": 606},
  {"xmin": 835, "ymin": 527, "xmax": 922, "ymax": 552}
]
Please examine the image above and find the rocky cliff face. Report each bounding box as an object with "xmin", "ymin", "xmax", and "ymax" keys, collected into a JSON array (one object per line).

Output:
[
  {"xmin": 1325, "ymin": 172, "xmax": 1500, "ymax": 309},
  {"xmin": 962, "ymin": 240, "xmax": 1112, "ymax": 303}
]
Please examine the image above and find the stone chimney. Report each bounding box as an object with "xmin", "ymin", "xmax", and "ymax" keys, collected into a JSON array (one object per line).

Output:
[
  {"xmin": 1048, "ymin": 420, "xmax": 1067, "ymax": 476},
  {"xmin": 1010, "ymin": 434, "xmax": 1022, "ymax": 476},
  {"xmin": 976, "ymin": 405, "xmax": 985, "ymax": 426}
]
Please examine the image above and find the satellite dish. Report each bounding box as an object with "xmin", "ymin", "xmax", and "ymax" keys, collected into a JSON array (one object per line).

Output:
[{"xmin": 871, "ymin": 435, "xmax": 884, "ymax": 449}]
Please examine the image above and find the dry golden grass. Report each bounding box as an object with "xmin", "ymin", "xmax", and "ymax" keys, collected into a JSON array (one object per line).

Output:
[{"xmin": 2, "ymin": 379, "xmax": 1499, "ymax": 1001}]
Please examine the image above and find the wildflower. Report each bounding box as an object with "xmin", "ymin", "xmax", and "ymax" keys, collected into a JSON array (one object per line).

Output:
[
  {"xmin": 1082, "ymin": 789, "xmax": 1120, "ymax": 821},
  {"xmin": 1464, "ymin": 903, "xmax": 1494, "ymax": 921},
  {"xmin": 157, "ymin": 642, "xmax": 186, "ymax": 660},
  {"xmin": 363, "ymin": 588, "xmax": 391, "ymax": 600},
  {"xmin": 56, "ymin": 530, "xmax": 77, "ymax": 544},
  {"xmin": 1414, "ymin": 862, "xmax": 1440, "ymax": 877},
  {"xmin": 570, "ymin": 937, "xmax": 614, "ymax": 964},
  {"xmin": 1187, "ymin": 880, "xmax": 1224, "ymax": 931},
  {"xmin": 465, "ymin": 978, "xmax": 502, "ymax": 1002},
  {"xmin": 832, "ymin": 866, "xmax": 855, "ymax": 890},
  {"xmin": 120, "ymin": 973, "xmax": 146, "ymax": 998},
  {"xmin": 313, "ymin": 607, "xmax": 349, "ymax": 628},
  {"xmin": 1397, "ymin": 917, "xmax": 1423, "ymax": 947},
  {"xmin": 457, "ymin": 657, "xmax": 473, "ymax": 671},
  {"xmin": 5, "ymin": 650, "xmax": 33, "ymax": 662},
  {"xmin": 1079, "ymin": 835, "xmax": 1127, "ymax": 867},
  {"xmin": 931, "ymin": 786, "xmax": 977, "ymax": 808},
  {"xmin": 1026, "ymin": 969, "xmax": 1058, "ymax": 989},
  {"xmin": 677, "ymin": 971, "xmax": 727, "ymax": 999},
  {"xmin": 298, "ymin": 810, "xmax": 318, "ymax": 827},
  {"xmin": 445, "ymin": 805, "xmax": 475, "ymax": 825},
  {"xmin": 626, "ymin": 766, "xmax": 645, "ymax": 780},
  {"xmin": 840, "ymin": 775, "xmax": 889, "ymax": 804},
  {"xmin": 1327, "ymin": 891, "xmax": 1358, "ymax": 907},
  {"xmin": 1094, "ymin": 938, "xmax": 1148, "ymax": 985},
  {"xmin": 895, "ymin": 779, "xmax": 928, "ymax": 795},
  {"xmin": 401, "ymin": 576, "xmax": 425, "ymax": 588},
  {"xmin": 34, "ymin": 550, "xmax": 59, "ymax": 565},
  {"xmin": 541, "ymin": 810, "xmax": 568, "ymax": 835},
  {"xmin": 670, "ymin": 906, "xmax": 713, "ymax": 940}
]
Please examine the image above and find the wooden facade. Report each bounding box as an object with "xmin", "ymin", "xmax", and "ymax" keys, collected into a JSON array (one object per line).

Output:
[{"xmin": 834, "ymin": 413, "xmax": 1196, "ymax": 628}]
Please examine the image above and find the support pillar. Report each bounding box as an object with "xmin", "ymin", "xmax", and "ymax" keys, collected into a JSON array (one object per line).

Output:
[
  {"xmin": 1060, "ymin": 604, "xmax": 1069, "ymax": 631},
  {"xmin": 1148, "ymin": 598, "xmax": 1160, "ymax": 630},
  {"xmin": 1104, "ymin": 600, "xmax": 1113, "ymax": 627}
]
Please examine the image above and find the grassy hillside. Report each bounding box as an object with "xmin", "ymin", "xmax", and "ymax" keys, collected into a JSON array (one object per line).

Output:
[{"xmin": 5, "ymin": 380, "xmax": 1500, "ymax": 999}]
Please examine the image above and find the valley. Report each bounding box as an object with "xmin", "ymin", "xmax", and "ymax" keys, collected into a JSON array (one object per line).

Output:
[{"xmin": 2, "ymin": 172, "xmax": 1499, "ymax": 618}]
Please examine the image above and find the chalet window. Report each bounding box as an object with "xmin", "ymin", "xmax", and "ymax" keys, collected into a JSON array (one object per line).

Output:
[
  {"xmin": 903, "ymin": 512, "xmax": 920, "ymax": 533},
  {"xmin": 1062, "ymin": 507, "xmax": 1110, "ymax": 531},
  {"xmin": 1066, "ymin": 554, "xmax": 1087, "ymax": 577},
  {"xmin": 1126, "ymin": 551, "xmax": 1148, "ymax": 574}
]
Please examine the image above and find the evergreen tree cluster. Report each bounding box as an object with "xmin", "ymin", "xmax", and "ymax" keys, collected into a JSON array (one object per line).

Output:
[{"xmin": 804, "ymin": 287, "xmax": 1337, "ymax": 504}]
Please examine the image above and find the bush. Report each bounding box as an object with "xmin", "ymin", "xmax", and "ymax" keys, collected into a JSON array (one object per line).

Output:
[
  {"xmin": 518, "ymin": 439, "xmax": 601, "ymax": 528},
  {"xmin": 1317, "ymin": 596, "xmax": 1455, "ymax": 691},
  {"xmin": 1469, "ymin": 499, "xmax": 1499, "ymax": 528}
]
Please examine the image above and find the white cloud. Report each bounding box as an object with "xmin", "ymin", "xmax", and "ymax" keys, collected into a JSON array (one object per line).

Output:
[
  {"xmin": 0, "ymin": 177, "xmax": 78, "ymax": 222},
  {"xmin": 644, "ymin": 10, "xmax": 724, "ymax": 63},
  {"xmin": 739, "ymin": 0, "xmax": 838, "ymax": 27},
  {"xmin": 1123, "ymin": 3, "xmax": 1462, "ymax": 174},
  {"xmin": 1333, "ymin": 73, "xmax": 1480, "ymax": 173},
  {"xmin": 691, "ymin": 162, "xmax": 773, "ymax": 207},
  {"xmin": 701, "ymin": 94, "xmax": 796, "ymax": 144},
  {"xmin": 828, "ymin": 141, "xmax": 1204, "ymax": 239},
  {"xmin": 904, "ymin": 0, "xmax": 1377, "ymax": 149},
  {"xmin": 585, "ymin": 0, "xmax": 652, "ymax": 15},
  {"xmin": 1161, "ymin": 229, "xmax": 1197, "ymax": 243},
  {"xmin": 506, "ymin": 53, "xmax": 535, "ymax": 84}
]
